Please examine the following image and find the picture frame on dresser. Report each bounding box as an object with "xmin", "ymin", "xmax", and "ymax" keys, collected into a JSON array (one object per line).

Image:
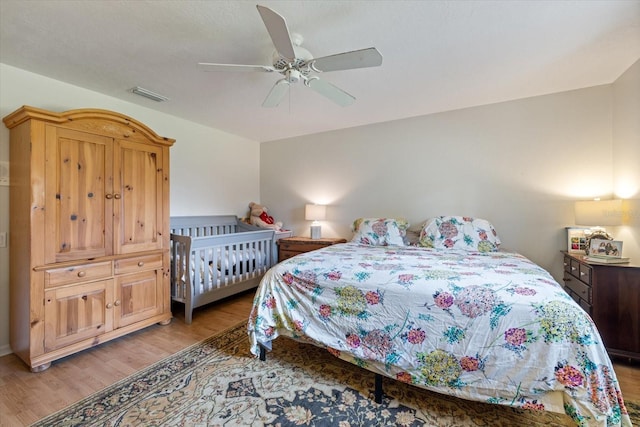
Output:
[
  {"xmin": 589, "ymin": 238, "xmax": 622, "ymax": 258},
  {"xmin": 566, "ymin": 227, "xmax": 589, "ymax": 254}
]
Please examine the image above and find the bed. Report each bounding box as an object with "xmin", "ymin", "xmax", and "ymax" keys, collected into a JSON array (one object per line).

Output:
[
  {"xmin": 170, "ymin": 215, "xmax": 291, "ymax": 324},
  {"xmin": 248, "ymin": 216, "xmax": 631, "ymax": 427}
]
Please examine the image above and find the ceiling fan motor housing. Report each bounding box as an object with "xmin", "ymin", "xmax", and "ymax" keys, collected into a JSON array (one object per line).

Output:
[{"xmin": 272, "ymin": 45, "xmax": 313, "ymax": 74}]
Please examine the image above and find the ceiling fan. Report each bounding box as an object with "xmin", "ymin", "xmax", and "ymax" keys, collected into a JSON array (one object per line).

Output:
[{"xmin": 197, "ymin": 5, "xmax": 383, "ymax": 108}]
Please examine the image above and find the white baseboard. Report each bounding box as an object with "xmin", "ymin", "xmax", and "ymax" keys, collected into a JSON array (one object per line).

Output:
[{"xmin": 0, "ymin": 343, "xmax": 12, "ymax": 357}]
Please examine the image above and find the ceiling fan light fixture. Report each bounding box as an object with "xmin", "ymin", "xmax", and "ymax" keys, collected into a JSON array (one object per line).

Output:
[{"xmin": 130, "ymin": 86, "xmax": 170, "ymax": 102}]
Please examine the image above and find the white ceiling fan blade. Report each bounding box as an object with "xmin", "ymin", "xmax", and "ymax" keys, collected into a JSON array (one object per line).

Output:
[
  {"xmin": 256, "ymin": 5, "xmax": 296, "ymax": 62},
  {"xmin": 306, "ymin": 78, "xmax": 355, "ymax": 107},
  {"xmin": 198, "ymin": 63, "xmax": 275, "ymax": 73},
  {"xmin": 262, "ymin": 79, "xmax": 290, "ymax": 108},
  {"xmin": 304, "ymin": 47, "xmax": 383, "ymax": 73}
]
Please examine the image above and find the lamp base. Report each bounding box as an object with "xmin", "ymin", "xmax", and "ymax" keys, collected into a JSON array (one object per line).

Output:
[{"xmin": 310, "ymin": 225, "xmax": 321, "ymax": 239}]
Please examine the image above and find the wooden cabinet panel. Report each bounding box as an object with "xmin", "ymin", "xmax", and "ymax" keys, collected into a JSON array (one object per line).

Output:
[
  {"xmin": 44, "ymin": 280, "xmax": 114, "ymax": 351},
  {"xmin": 115, "ymin": 270, "xmax": 163, "ymax": 328},
  {"xmin": 114, "ymin": 140, "xmax": 164, "ymax": 255},
  {"xmin": 44, "ymin": 126, "xmax": 113, "ymax": 264}
]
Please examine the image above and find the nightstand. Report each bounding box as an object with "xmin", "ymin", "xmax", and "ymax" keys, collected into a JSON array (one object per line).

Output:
[
  {"xmin": 277, "ymin": 236, "xmax": 347, "ymax": 262},
  {"xmin": 562, "ymin": 252, "xmax": 640, "ymax": 360}
]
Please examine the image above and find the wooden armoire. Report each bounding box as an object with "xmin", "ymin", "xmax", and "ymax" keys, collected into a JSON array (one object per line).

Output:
[{"xmin": 3, "ymin": 106, "xmax": 175, "ymax": 372}]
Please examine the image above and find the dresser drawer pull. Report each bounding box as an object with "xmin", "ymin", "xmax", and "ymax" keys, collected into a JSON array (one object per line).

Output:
[
  {"xmin": 114, "ymin": 300, "xmax": 121, "ymax": 306},
  {"xmin": 571, "ymin": 266, "xmax": 577, "ymax": 271},
  {"xmin": 106, "ymin": 302, "xmax": 113, "ymax": 309},
  {"xmin": 562, "ymin": 278, "xmax": 570, "ymax": 282},
  {"xmin": 77, "ymin": 271, "xmax": 86, "ymax": 278},
  {"xmin": 580, "ymin": 271, "xmax": 586, "ymax": 276},
  {"xmin": 138, "ymin": 261, "xmax": 145, "ymax": 267}
]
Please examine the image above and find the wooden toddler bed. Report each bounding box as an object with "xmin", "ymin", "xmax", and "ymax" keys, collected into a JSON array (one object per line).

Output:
[{"xmin": 170, "ymin": 215, "xmax": 290, "ymax": 324}]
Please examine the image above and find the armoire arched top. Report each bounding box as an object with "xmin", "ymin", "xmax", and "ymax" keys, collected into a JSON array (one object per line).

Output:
[{"xmin": 2, "ymin": 105, "xmax": 175, "ymax": 147}]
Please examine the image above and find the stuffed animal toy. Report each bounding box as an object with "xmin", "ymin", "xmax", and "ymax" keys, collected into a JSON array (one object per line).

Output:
[{"xmin": 248, "ymin": 202, "xmax": 283, "ymax": 231}]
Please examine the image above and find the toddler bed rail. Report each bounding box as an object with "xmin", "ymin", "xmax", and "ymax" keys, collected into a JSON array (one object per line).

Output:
[{"xmin": 170, "ymin": 215, "xmax": 284, "ymax": 324}]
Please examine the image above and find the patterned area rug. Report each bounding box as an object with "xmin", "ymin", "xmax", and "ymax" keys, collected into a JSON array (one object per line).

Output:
[{"xmin": 33, "ymin": 321, "xmax": 639, "ymax": 426}]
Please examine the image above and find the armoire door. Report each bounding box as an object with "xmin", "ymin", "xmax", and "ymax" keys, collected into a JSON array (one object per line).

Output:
[
  {"xmin": 44, "ymin": 126, "xmax": 113, "ymax": 264},
  {"xmin": 113, "ymin": 139, "xmax": 164, "ymax": 254},
  {"xmin": 114, "ymin": 269, "xmax": 164, "ymax": 328},
  {"xmin": 44, "ymin": 279, "xmax": 114, "ymax": 351}
]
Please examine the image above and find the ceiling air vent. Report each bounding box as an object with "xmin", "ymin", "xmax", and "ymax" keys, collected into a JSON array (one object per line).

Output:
[{"xmin": 130, "ymin": 86, "xmax": 169, "ymax": 102}]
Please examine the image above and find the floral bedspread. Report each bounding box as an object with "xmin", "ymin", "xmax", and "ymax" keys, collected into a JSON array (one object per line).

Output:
[{"xmin": 248, "ymin": 243, "xmax": 631, "ymax": 426}]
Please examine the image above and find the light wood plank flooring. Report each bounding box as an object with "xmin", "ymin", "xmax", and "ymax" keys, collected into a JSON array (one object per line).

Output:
[{"xmin": 1, "ymin": 290, "xmax": 638, "ymax": 426}]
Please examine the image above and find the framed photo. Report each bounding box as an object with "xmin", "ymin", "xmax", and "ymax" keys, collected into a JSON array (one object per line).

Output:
[
  {"xmin": 589, "ymin": 239, "xmax": 623, "ymax": 258},
  {"xmin": 566, "ymin": 227, "xmax": 588, "ymax": 254}
]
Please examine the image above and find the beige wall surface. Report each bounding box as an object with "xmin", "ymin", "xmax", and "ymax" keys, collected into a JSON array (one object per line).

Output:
[
  {"xmin": 612, "ymin": 59, "xmax": 640, "ymax": 258},
  {"xmin": 260, "ymin": 85, "xmax": 619, "ymax": 281},
  {"xmin": 0, "ymin": 63, "xmax": 261, "ymax": 355},
  {"xmin": 1, "ymin": 60, "xmax": 637, "ymax": 357}
]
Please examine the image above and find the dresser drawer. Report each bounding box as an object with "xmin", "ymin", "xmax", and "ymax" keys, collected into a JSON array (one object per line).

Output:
[
  {"xmin": 569, "ymin": 258, "xmax": 581, "ymax": 279},
  {"xmin": 578, "ymin": 263, "xmax": 592, "ymax": 284},
  {"xmin": 279, "ymin": 249, "xmax": 301, "ymax": 261},
  {"xmin": 278, "ymin": 242, "xmax": 326, "ymax": 253},
  {"xmin": 277, "ymin": 237, "xmax": 347, "ymax": 262},
  {"xmin": 115, "ymin": 253, "xmax": 163, "ymax": 275},
  {"xmin": 45, "ymin": 261, "xmax": 113, "ymax": 288},
  {"xmin": 563, "ymin": 272, "xmax": 591, "ymax": 304}
]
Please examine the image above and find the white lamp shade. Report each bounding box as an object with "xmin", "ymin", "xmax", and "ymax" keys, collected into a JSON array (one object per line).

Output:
[
  {"xmin": 575, "ymin": 199, "xmax": 623, "ymax": 226},
  {"xmin": 305, "ymin": 204, "xmax": 326, "ymax": 221}
]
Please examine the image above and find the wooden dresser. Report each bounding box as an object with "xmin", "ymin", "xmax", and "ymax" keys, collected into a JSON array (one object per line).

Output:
[
  {"xmin": 277, "ymin": 236, "xmax": 347, "ymax": 262},
  {"xmin": 3, "ymin": 106, "xmax": 175, "ymax": 372},
  {"xmin": 562, "ymin": 252, "xmax": 640, "ymax": 360}
]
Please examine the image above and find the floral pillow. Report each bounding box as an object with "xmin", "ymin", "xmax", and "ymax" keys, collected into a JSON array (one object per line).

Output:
[
  {"xmin": 418, "ymin": 216, "xmax": 501, "ymax": 252},
  {"xmin": 351, "ymin": 218, "xmax": 409, "ymax": 246}
]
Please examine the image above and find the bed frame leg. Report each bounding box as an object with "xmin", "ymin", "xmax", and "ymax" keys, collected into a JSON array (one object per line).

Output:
[
  {"xmin": 259, "ymin": 345, "xmax": 266, "ymax": 361},
  {"xmin": 374, "ymin": 373, "xmax": 383, "ymax": 404}
]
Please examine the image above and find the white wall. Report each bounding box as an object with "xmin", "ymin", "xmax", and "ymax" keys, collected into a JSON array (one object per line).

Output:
[
  {"xmin": 0, "ymin": 63, "xmax": 262, "ymax": 355},
  {"xmin": 260, "ymin": 85, "xmax": 617, "ymax": 282},
  {"xmin": 612, "ymin": 59, "xmax": 640, "ymax": 259}
]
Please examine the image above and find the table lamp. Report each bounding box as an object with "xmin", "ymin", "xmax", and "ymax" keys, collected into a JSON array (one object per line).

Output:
[
  {"xmin": 574, "ymin": 199, "xmax": 622, "ymax": 254},
  {"xmin": 305, "ymin": 204, "xmax": 326, "ymax": 239}
]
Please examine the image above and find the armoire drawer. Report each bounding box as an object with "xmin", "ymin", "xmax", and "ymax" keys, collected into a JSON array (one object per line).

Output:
[
  {"xmin": 115, "ymin": 253, "xmax": 163, "ymax": 275},
  {"xmin": 45, "ymin": 261, "xmax": 113, "ymax": 288}
]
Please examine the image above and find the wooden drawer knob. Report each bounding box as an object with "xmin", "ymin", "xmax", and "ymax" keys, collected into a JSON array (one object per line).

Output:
[
  {"xmin": 138, "ymin": 261, "xmax": 144, "ymax": 267},
  {"xmin": 77, "ymin": 271, "xmax": 86, "ymax": 278}
]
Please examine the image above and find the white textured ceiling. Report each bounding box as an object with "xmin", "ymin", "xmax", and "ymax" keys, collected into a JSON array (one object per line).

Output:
[{"xmin": 1, "ymin": 1, "xmax": 639, "ymax": 142}]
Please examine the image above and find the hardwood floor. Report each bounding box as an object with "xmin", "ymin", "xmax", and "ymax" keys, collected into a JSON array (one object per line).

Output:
[
  {"xmin": 0, "ymin": 290, "xmax": 638, "ymax": 426},
  {"xmin": 0, "ymin": 291, "xmax": 254, "ymax": 427}
]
